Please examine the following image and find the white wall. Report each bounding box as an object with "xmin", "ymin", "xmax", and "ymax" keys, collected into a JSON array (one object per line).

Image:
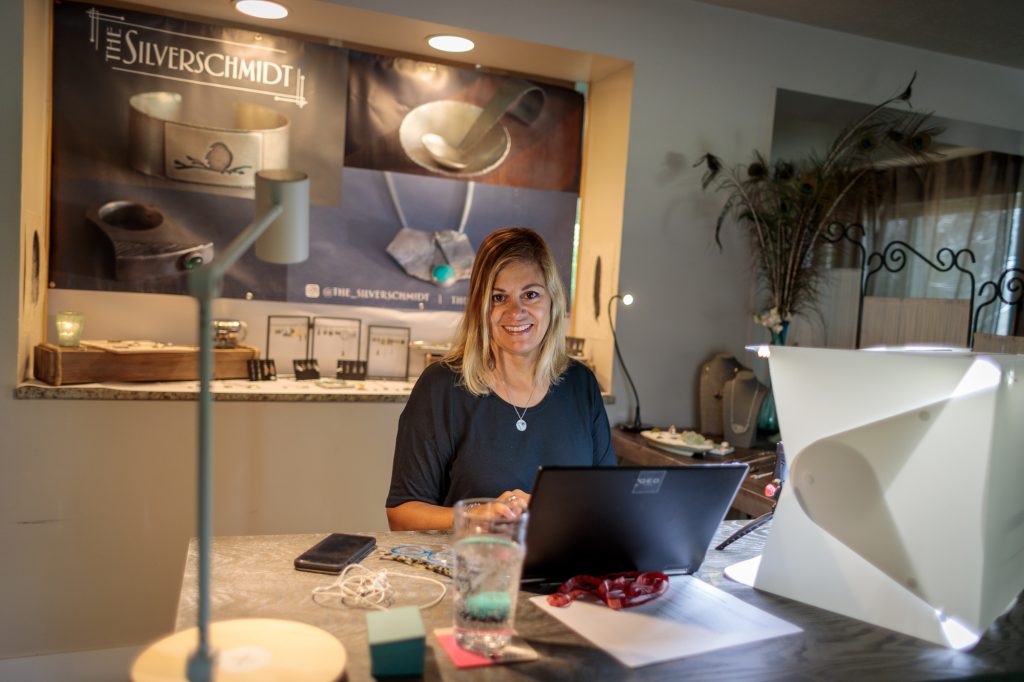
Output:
[
  {"xmin": 330, "ymin": 0, "xmax": 1024, "ymax": 428},
  {"xmin": 4, "ymin": 0, "xmax": 1024, "ymax": 659}
]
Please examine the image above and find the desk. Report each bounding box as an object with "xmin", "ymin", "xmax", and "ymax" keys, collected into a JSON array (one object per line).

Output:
[
  {"xmin": 613, "ymin": 430, "xmax": 775, "ymax": 518},
  {"xmin": 174, "ymin": 524, "xmax": 1024, "ymax": 681}
]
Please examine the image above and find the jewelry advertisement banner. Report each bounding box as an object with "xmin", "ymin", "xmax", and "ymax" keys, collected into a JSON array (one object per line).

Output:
[{"xmin": 49, "ymin": 2, "xmax": 582, "ymax": 311}]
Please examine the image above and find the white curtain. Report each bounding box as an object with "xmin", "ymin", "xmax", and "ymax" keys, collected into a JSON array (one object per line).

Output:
[{"xmin": 860, "ymin": 151, "xmax": 1023, "ymax": 335}]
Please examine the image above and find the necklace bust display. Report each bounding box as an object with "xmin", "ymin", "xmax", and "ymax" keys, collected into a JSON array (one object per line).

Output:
[
  {"xmin": 721, "ymin": 370, "xmax": 766, "ymax": 448},
  {"xmin": 699, "ymin": 354, "xmax": 746, "ymax": 436}
]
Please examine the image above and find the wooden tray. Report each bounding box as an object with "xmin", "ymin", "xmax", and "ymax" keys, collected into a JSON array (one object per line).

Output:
[{"xmin": 34, "ymin": 342, "xmax": 259, "ymax": 386}]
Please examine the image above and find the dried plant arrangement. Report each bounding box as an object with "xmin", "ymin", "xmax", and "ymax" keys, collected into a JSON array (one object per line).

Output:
[{"xmin": 697, "ymin": 73, "xmax": 941, "ymax": 329}]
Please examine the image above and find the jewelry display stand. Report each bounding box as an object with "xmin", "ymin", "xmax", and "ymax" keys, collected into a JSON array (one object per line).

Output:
[
  {"xmin": 311, "ymin": 317, "xmax": 361, "ymax": 372},
  {"xmin": 267, "ymin": 315, "xmax": 311, "ymax": 377},
  {"xmin": 699, "ymin": 354, "xmax": 745, "ymax": 436},
  {"xmin": 721, "ymin": 370, "xmax": 766, "ymax": 448},
  {"xmin": 366, "ymin": 325, "xmax": 411, "ymax": 380}
]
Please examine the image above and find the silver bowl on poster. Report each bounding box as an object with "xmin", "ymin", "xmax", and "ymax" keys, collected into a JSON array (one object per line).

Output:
[{"xmin": 399, "ymin": 100, "xmax": 511, "ymax": 177}]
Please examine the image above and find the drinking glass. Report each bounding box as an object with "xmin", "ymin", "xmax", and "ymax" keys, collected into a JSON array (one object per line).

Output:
[
  {"xmin": 452, "ymin": 498, "xmax": 528, "ymax": 655},
  {"xmin": 55, "ymin": 311, "xmax": 84, "ymax": 347}
]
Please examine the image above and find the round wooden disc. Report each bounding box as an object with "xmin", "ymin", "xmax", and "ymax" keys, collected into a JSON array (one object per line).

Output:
[{"xmin": 131, "ymin": 618, "xmax": 346, "ymax": 682}]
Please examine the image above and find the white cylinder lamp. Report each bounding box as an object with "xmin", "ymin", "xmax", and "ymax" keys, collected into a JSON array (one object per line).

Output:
[{"xmin": 254, "ymin": 169, "xmax": 309, "ymax": 264}]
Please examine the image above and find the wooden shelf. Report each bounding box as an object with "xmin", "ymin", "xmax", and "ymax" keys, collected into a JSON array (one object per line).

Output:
[
  {"xmin": 612, "ymin": 429, "xmax": 775, "ymax": 518},
  {"xmin": 33, "ymin": 343, "xmax": 258, "ymax": 386}
]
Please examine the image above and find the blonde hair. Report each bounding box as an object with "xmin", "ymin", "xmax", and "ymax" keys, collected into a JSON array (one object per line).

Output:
[{"xmin": 445, "ymin": 227, "xmax": 569, "ymax": 396}]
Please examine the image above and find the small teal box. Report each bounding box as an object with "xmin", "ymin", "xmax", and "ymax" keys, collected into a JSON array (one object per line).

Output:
[{"xmin": 366, "ymin": 606, "xmax": 425, "ymax": 677}]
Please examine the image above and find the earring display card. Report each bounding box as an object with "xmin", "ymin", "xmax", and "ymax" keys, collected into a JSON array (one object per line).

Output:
[
  {"xmin": 311, "ymin": 317, "xmax": 361, "ymax": 370},
  {"xmin": 293, "ymin": 359, "xmax": 321, "ymax": 380},
  {"xmin": 367, "ymin": 325, "xmax": 411, "ymax": 380},
  {"xmin": 247, "ymin": 359, "xmax": 278, "ymax": 381},
  {"xmin": 267, "ymin": 316, "xmax": 310, "ymax": 376},
  {"xmin": 337, "ymin": 359, "xmax": 368, "ymax": 380}
]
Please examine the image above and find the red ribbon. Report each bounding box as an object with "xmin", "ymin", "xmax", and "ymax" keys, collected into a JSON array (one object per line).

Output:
[{"xmin": 546, "ymin": 571, "xmax": 670, "ymax": 609}]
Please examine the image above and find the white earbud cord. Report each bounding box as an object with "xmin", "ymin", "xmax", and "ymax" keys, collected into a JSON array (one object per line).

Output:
[{"xmin": 312, "ymin": 563, "xmax": 447, "ymax": 611}]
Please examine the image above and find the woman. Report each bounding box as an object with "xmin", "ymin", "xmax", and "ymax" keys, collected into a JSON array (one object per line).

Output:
[{"xmin": 385, "ymin": 227, "xmax": 615, "ymax": 530}]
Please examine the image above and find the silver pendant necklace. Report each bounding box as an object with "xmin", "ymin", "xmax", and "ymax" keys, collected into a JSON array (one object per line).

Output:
[
  {"xmin": 730, "ymin": 381, "xmax": 761, "ymax": 434},
  {"xmin": 501, "ymin": 373, "xmax": 537, "ymax": 432}
]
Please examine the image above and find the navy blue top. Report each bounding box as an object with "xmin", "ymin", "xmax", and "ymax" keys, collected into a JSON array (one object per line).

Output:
[{"xmin": 385, "ymin": 360, "xmax": 615, "ymax": 508}]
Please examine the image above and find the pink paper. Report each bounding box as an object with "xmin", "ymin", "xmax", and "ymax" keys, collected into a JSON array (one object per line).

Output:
[{"xmin": 434, "ymin": 628, "xmax": 497, "ymax": 668}]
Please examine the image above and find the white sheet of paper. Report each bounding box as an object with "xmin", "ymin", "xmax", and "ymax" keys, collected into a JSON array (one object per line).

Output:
[{"xmin": 530, "ymin": 576, "xmax": 801, "ymax": 668}]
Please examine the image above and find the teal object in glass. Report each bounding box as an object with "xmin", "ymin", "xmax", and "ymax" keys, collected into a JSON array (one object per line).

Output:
[{"xmin": 756, "ymin": 321, "xmax": 789, "ymax": 435}]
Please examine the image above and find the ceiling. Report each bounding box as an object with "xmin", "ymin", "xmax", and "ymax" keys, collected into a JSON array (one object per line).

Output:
[
  {"xmin": 694, "ymin": 0, "xmax": 1024, "ymax": 71},
  {"xmin": 124, "ymin": 0, "xmax": 1024, "ymax": 79},
  {"xmin": 126, "ymin": 0, "xmax": 628, "ymax": 83}
]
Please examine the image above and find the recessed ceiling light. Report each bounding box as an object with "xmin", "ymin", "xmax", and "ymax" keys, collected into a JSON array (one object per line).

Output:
[
  {"xmin": 427, "ymin": 34, "xmax": 475, "ymax": 53},
  {"xmin": 234, "ymin": 0, "xmax": 289, "ymax": 20}
]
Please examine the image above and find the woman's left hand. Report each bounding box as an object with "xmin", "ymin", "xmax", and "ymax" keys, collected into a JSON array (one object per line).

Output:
[{"xmin": 499, "ymin": 489, "xmax": 530, "ymax": 515}]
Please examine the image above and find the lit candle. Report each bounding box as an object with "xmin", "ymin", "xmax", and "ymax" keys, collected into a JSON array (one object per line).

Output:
[{"xmin": 55, "ymin": 311, "xmax": 84, "ymax": 347}]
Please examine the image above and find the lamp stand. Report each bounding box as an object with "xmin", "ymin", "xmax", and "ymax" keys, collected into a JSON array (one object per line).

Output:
[
  {"xmin": 608, "ymin": 294, "xmax": 649, "ymax": 432},
  {"xmin": 186, "ymin": 200, "xmax": 285, "ymax": 682},
  {"xmin": 131, "ymin": 172, "xmax": 345, "ymax": 682}
]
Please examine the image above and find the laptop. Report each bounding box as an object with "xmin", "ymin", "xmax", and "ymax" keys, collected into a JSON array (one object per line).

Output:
[{"xmin": 521, "ymin": 464, "xmax": 748, "ymax": 584}]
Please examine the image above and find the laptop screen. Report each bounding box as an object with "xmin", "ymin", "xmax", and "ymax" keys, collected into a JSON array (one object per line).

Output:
[{"xmin": 521, "ymin": 464, "xmax": 748, "ymax": 584}]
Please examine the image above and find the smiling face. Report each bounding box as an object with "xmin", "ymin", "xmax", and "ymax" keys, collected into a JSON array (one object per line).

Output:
[{"xmin": 488, "ymin": 259, "xmax": 552, "ymax": 364}]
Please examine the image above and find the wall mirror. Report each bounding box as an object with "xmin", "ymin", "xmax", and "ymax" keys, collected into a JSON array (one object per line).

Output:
[{"xmin": 770, "ymin": 88, "xmax": 1024, "ymax": 349}]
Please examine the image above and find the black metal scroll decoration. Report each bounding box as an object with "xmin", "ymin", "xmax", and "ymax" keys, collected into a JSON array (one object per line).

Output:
[
  {"xmin": 820, "ymin": 223, "xmax": 986, "ymax": 347},
  {"xmin": 863, "ymin": 242, "xmax": 977, "ymax": 347},
  {"xmin": 820, "ymin": 222, "xmax": 1024, "ymax": 348},
  {"xmin": 821, "ymin": 222, "xmax": 868, "ymax": 347},
  {"xmin": 973, "ymin": 268, "xmax": 1024, "ymax": 335}
]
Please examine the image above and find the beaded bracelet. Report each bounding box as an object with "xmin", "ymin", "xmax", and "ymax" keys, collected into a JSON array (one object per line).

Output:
[{"xmin": 547, "ymin": 571, "xmax": 669, "ymax": 609}]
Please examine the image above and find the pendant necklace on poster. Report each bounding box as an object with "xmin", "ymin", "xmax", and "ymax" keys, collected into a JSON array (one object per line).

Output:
[
  {"xmin": 383, "ymin": 171, "xmax": 475, "ymax": 286},
  {"xmin": 501, "ymin": 373, "xmax": 537, "ymax": 432},
  {"xmin": 730, "ymin": 381, "xmax": 761, "ymax": 434}
]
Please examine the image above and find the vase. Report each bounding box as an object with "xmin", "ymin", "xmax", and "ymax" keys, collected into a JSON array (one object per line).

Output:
[{"xmin": 756, "ymin": 321, "xmax": 789, "ymax": 435}]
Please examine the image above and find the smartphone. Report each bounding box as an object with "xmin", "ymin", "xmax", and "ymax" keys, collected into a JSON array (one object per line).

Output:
[{"xmin": 294, "ymin": 533, "xmax": 377, "ymax": 574}]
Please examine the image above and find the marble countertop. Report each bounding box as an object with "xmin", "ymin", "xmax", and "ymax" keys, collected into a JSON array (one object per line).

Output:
[
  {"xmin": 171, "ymin": 524, "xmax": 1024, "ymax": 681},
  {"xmin": 173, "ymin": 524, "xmax": 769, "ymax": 682},
  {"xmin": 16, "ymin": 378, "xmax": 615, "ymax": 403},
  {"xmin": 14, "ymin": 377, "xmax": 418, "ymax": 402}
]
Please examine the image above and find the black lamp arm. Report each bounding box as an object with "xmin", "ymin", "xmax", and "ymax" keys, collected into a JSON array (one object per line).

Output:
[{"xmin": 608, "ymin": 294, "xmax": 644, "ymax": 431}]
